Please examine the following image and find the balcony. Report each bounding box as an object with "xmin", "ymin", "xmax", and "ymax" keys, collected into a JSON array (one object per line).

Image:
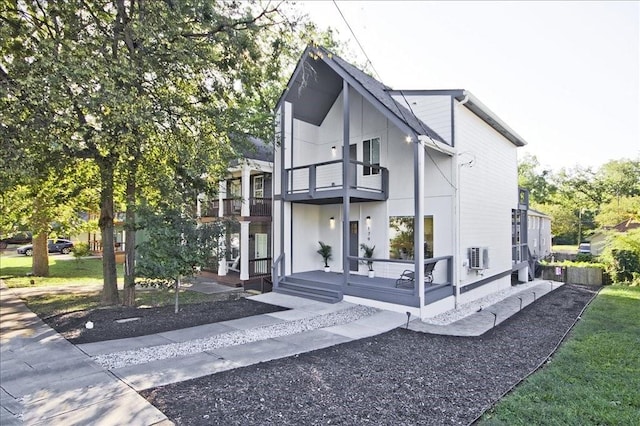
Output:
[
  {"xmin": 201, "ymin": 198, "xmax": 272, "ymax": 218},
  {"xmin": 283, "ymin": 160, "xmax": 389, "ymax": 205}
]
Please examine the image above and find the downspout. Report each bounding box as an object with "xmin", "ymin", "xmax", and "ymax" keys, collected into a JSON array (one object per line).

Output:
[
  {"xmin": 414, "ymin": 133, "xmax": 425, "ymax": 315},
  {"xmin": 454, "ymin": 93, "xmax": 469, "ymax": 309}
]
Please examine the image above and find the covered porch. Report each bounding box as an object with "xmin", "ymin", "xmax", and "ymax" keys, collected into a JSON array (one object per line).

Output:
[{"xmin": 273, "ymin": 256, "xmax": 454, "ymax": 309}]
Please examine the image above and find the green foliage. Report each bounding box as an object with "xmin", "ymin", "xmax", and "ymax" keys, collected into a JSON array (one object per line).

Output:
[
  {"xmin": 517, "ymin": 154, "xmax": 557, "ymax": 204},
  {"xmin": 482, "ymin": 286, "xmax": 640, "ymax": 425},
  {"xmin": 600, "ymin": 229, "xmax": 640, "ymax": 285},
  {"xmin": 595, "ymin": 196, "xmax": 640, "ymax": 227},
  {"xmin": 317, "ymin": 241, "xmax": 332, "ymax": 267},
  {"xmin": 136, "ymin": 207, "xmax": 223, "ymax": 287},
  {"xmin": 360, "ymin": 243, "xmax": 375, "ymax": 271},
  {"xmin": 575, "ymin": 252, "xmax": 593, "ymax": 262},
  {"xmin": 72, "ymin": 242, "xmax": 92, "ymax": 262}
]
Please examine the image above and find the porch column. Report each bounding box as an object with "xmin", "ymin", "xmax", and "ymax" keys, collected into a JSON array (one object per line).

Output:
[
  {"xmin": 342, "ymin": 80, "xmax": 350, "ymax": 285},
  {"xmin": 241, "ymin": 164, "xmax": 251, "ymax": 217},
  {"xmin": 240, "ymin": 220, "xmax": 250, "ymax": 281},
  {"xmin": 196, "ymin": 193, "xmax": 204, "ymax": 218},
  {"xmin": 218, "ymin": 180, "xmax": 228, "ymax": 276},
  {"xmin": 414, "ymin": 135, "xmax": 425, "ymax": 309},
  {"xmin": 218, "ymin": 180, "xmax": 226, "ymax": 218}
]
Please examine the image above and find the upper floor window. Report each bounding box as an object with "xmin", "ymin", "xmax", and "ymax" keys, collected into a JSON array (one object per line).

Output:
[
  {"xmin": 253, "ymin": 175, "xmax": 264, "ymax": 198},
  {"xmin": 363, "ymin": 137, "xmax": 380, "ymax": 176}
]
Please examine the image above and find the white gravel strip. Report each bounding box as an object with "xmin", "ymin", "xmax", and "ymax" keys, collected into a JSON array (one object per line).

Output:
[
  {"xmin": 93, "ymin": 305, "xmax": 378, "ymax": 370},
  {"xmin": 422, "ymin": 280, "xmax": 561, "ymax": 325}
]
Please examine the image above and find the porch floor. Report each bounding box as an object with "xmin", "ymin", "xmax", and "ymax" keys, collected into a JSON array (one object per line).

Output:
[{"xmin": 279, "ymin": 270, "xmax": 453, "ymax": 307}]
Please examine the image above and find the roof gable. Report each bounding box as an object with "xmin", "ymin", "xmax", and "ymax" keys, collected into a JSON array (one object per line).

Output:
[{"xmin": 277, "ymin": 46, "xmax": 444, "ymax": 142}]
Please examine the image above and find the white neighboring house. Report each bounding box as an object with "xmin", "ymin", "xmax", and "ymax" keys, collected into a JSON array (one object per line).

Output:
[
  {"xmin": 271, "ymin": 46, "xmax": 532, "ymax": 320},
  {"xmin": 197, "ymin": 137, "xmax": 273, "ymax": 284},
  {"xmin": 527, "ymin": 209, "xmax": 552, "ymax": 259}
]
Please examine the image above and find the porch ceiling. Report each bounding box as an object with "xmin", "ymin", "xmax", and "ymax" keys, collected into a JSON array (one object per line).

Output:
[{"xmin": 285, "ymin": 57, "xmax": 342, "ymax": 126}]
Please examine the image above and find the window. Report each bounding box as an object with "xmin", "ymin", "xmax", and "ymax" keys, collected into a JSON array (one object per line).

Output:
[
  {"xmin": 363, "ymin": 137, "xmax": 380, "ymax": 175},
  {"xmin": 253, "ymin": 175, "xmax": 264, "ymax": 198},
  {"xmin": 389, "ymin": 216, "xmax": 434, "ymax": 259}
]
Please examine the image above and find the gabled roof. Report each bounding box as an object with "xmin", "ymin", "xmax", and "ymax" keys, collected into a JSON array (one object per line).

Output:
[
  {"xmin": 231, "ymin": 135, "xmax": 272, "ymax": 163},
  {"xmin": 277, "ymin": 46, "xmax": 444, "ymax": 143},
  {"xmin": 528, "ymin": 208, "xmax": 551, "ymax": 218},
  {"xmin": 278, "ymin": 46, "xmax": 527, "ymax": 148}
]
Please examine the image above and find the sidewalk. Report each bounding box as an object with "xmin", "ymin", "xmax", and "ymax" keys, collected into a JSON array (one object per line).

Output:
[
  {"xmin": 409, "ymin": 280, "xmax": 563, "ymax": 336},
  {"xmin": 0, "ymin": 285, "xmax": 170, "ymax": 426}
]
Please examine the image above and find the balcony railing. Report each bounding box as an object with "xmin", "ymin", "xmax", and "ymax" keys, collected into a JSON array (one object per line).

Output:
[
  {"xmin": 201, "ymin": 198, "xmax": 272, "ymax": 217},
  {"xmin": 284, "ymin": 159, "xmax": 388, "ymax": 201}
]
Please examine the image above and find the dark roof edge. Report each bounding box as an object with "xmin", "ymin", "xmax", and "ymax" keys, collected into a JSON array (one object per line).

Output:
[{"xmin": 528, "ymin": 208, "xmax": 550, "ymax": 218}]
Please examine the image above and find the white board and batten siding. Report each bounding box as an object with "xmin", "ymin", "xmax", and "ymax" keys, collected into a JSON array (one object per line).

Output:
[{"xmin": 455, "ymin": 101, "xmax": 518, "ymax": 298}]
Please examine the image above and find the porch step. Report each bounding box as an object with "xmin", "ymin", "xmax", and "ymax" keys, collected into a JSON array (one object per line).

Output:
[{"xmin": 276, "ymin": 280, "xmax": 342, "ymax": 304}]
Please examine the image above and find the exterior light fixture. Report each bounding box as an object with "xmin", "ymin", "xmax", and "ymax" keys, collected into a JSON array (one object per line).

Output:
[
  {"xmin": 329, "ymin": 217, "xmax": 335, "ymax": 228},
  {"xmin": 331, "ymin": 146, "xmax": 337, "ymax": 156},
  {"xmin": 405, "ymin": 136, "xmax": 412, "ymax": 143},
  {"xmin": 366, "ymin": 216, "xmax": 371, "ymax": 228}
]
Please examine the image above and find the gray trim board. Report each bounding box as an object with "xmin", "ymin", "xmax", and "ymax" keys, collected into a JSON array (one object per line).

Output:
[
  {"xmin": 342, "ymin": 80, "xmax": 350, "ymax": 287},
  {"xmin": 458, "ymin": 270, "xmax": 512, "ymax": 294}
]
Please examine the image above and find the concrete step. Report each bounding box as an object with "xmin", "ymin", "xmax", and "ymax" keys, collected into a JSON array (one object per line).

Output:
[{"xmin": 276, "ymin": 281, "xmax": 342, "ymax": 304}]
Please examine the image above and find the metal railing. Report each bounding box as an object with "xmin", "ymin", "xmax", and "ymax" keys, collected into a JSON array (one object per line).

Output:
[
  {"xmin": 271, "ymin": 253, "xmax": 285, "ymax": 290},
  {"xmin": 249, "ymin": 257, "xmax": 272, "ymax": 276},
  {"xmin": 284, "ymin": 159, "xmax": 388, "ymax": 197}
]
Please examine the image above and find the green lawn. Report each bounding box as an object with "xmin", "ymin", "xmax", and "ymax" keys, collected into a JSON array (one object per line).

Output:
[
  {"xmin": 23, "ymin": 287, "xmax": 225, "ymax": 317},
  {"xmin": 1, "ymin": 253, "xmax": 238, "ymax": 315},
  {"xmin": 481, "ymin": 285, "xmax": 640, "ymax": 425},
  {"xmin": 0, "ymin": 255, "xmax": 123, "ymax": 287},
  {"xmin": 551, "ymin": 244, "xmax": 578, "ymax": 253}
]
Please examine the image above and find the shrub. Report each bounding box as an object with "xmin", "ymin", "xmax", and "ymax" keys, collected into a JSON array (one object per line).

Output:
[
  {"xmin": 575, "ymin": 253, "xmax": 593, "ymax": 262},
  {"xmin": 72, "ymin": 242, "xmax": 92, "ymax": 259},
  {"xmin": 608, "ymin": 249, "xmax": 640, "ymax": 284}
]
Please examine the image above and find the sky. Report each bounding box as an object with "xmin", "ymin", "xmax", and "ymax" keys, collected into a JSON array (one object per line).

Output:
[{"xmin": 297, "ymin": 1, "xmax": 640, "ymax": 172}]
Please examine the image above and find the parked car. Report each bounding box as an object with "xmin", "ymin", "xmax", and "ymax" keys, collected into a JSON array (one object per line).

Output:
[
  {"xmin": 0, "ymin": 233, "xmax": 33, "ymax": 249},
  {"xmin": 17, "ymin": 239, "xmax": 74, "ymax": 256},
  {"xmin": 577, "ymin": 242, "xmax": 591, "ymax": 254}
]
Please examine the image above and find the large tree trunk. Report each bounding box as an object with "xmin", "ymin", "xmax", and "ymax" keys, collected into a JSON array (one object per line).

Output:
[
  {"xmin": 98, "ymin": 157, "xmax": 119, "ymax": 305},
  {"xmin": 122, "ymin": 165, "xmax": 137, "ymax": 306},
  {"xmin": 31, "ymin": 233, "xmax": 49, "ymax": 277}
]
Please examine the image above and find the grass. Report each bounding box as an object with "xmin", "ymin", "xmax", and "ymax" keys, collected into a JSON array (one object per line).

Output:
[
  {"xmin": 0, "ymin": 255, "xmax": 123, "ymax": 287},
  {"xmin": 551, "ymin": 244, "xmax": 578, "ymax": 253},
  {"xmin": 1, "ymin": 253, "xmax": 230, "ymax": 315},
  {"xmin": 481, "ymin": 285, "xmax": 640, "ymax": 425},
  {"xmin": 23, "ymin": 288, "xmax": 224, "ymax": 318}
]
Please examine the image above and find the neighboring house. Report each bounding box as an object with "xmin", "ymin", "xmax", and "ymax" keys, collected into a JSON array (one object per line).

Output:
[
  {"xmin": 197, "ymin": 136, "xmax": 273, "ymax": 285},
  {"xmin": 271, "ymin": 46, "xmax": 531, "ymax": 319},
  {"xmin": 527, "ymin": 209, "xmax": 552, "ymax": 259},
  {"xmin": 590, "ymin": 219, "xmax": 640, "ymax": 256}
]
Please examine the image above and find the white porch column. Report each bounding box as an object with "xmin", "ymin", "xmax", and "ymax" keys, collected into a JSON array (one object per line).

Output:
[
  {"xmin": 241, "ymin": 164, "xmax": 251, "ymax": 217},
  {"xmin": 218, "ymin": 180, "xmax": 226, "ymax": 218},
  {"xmin": 240, "ymin": 221, "xmax": 250, "ymax": 281},
  {"xmin": 415, "ymin": 138, "xmax": 426, "ymax": 311},
  {"xmin": 196, "ymin": 193, "xmax": 204, "ymax": 218}
]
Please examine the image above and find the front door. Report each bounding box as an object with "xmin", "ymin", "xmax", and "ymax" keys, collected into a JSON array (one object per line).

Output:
[
  {"xmin": 349, "ymin": 221, "xmax": 359, "ymax": 271},
  {"xmin": 254, "ymin": 233, "xmax": 268, "ymax": 274}
]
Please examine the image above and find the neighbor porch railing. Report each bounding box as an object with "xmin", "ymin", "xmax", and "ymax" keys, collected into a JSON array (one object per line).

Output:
[{"xmin": 249, "ymin": 257, "xmax": 272, "ymax": 276}]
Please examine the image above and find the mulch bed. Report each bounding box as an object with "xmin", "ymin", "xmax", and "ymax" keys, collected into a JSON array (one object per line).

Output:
[
  {"xmin": 140, "ymin": 284, "xmax": 599, "ymax": 425},
  {"xmin": 43, "ymin": 297, "xmax": 289, "ymax": 344}
]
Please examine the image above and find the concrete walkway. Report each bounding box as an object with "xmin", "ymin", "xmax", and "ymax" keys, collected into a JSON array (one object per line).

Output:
[
  {"xmin": 409, "ymin": 280, "xmax": 564, "ymax": 336},
  {"xmin": 1, "ymin": 278, "xmax": 563, "ymax": 424},
  {"xmin": 0, "ymin": 286, "xmax": 170, "ymax": 426}
]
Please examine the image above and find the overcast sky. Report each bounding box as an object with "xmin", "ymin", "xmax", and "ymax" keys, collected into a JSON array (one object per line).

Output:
[{"xmin": 298, "ymin": 1, "xmax": 640, "ymax": 172}]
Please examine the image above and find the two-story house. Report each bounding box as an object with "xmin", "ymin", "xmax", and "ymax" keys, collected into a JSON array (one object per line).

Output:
[
  {"xmin": 198, "ymin": 136, "xmax": 273, "ymax": 286},
  {"xmin": 271, "ymin": 46, "xmax": 532, "ymax": 320}
]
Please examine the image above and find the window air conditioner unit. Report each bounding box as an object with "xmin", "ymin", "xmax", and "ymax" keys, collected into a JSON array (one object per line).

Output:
[{"xmin": 469, "ymin": 247, "xmax": 489, "ymax": 270}]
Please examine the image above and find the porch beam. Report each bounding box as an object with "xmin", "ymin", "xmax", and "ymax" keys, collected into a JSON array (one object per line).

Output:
[{"xmin": 342, "ymin": 80, "xmax": 350, "ymax": 286}]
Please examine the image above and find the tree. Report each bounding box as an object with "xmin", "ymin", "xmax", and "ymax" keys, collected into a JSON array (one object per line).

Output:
[
  {"xmin": 518, "ymin": 154, "xmax": 557, "ymax": 205},
  {"xmin": 136, "ymin": 206, "xmax": 223, "ymax": 313},
  {"xmin": 1, "ymin": 1, "xmax": 298, "ymax": 305}
]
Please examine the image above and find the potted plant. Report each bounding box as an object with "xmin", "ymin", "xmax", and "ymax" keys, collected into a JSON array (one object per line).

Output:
[
  {"xmin": 317, "ymin": 241, "xmax": 332, "ymax": 272},
  {"xmin": 360, "ymin": 243, "xmax": 376, "ymax": 278}
]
